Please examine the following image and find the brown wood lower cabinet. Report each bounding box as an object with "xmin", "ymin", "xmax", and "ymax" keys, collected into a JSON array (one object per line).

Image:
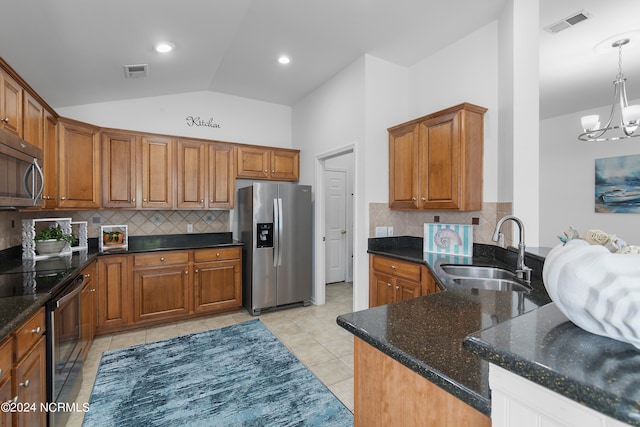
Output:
[
  {"xmin": 369, "ymin": 254, "xmax": 440, "ymax": 307},
  {"xmin": 97, "ymin": 255, "xmax": 130, "ymax": 333},
  {"xmin": 0, "ymin": 308, "xmax": 47, "ymax": 427},
  {"xmin": 132, "ymin": 252, "xmax": 190, "ymax": 323},
  {"xmin": 354, "ymin": 338, "xmax": 490, "ymax": 427},
  {"xmin": 193, "ymin": 248, "xmax": 242, "ymax": 313},
  {"xmin": 80, "ymin": 261, "xmax": 97, "ymax": 359},
  {"xmin": 96, "ymin": 247, "xmax": 242, "ymax": 334}
]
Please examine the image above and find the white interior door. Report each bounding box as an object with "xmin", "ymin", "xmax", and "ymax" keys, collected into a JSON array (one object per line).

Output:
[{"xmin": 325, "ymin": 169, "xmax": 347, "ymax": 284}]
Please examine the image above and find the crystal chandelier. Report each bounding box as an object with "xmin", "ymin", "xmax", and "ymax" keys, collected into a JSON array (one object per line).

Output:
[{"xmin": 579, "ymin": 38, "xmax": 640, "ymax": 141}]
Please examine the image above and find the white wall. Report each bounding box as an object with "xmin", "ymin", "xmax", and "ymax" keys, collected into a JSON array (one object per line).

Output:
[
  {"xmin": 407, "ymin": 22, "xmax": 500, "ymax": 202},
  {"xmin": 293, "ymin": 54, "xmax": 408, "ymax": 311},
  {"xmin": 539, "ymin": 99, "xmax": 640, "ymax": 247},
  {"xmin": 56, "ymin": 90, "xmax": 292, "ymax": 147}
]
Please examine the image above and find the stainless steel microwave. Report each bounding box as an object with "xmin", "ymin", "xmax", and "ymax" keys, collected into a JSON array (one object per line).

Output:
[{"xmin": 0, "ymin": 128, "xmax": 44, "ymax": 208}]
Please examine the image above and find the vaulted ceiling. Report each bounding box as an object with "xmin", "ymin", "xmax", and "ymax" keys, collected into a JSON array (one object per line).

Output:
[{"xmin": 0, "ymin": 0, "xmax": 638, "ymax": 120}]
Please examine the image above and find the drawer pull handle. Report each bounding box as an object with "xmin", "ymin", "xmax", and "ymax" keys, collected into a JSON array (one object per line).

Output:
[
  {"xmin": 411, "ymin": 197, "xmax": 416, "ymax": 201},
  {"xmin": 184, "ymin": 270, "xmax": 188, "ymax": 275},
  {"xmin": 90, "ymin": 288, "xmax": 96, "ymax": 293},
  {"xmin": 84, "ymin": 273, "xmax": 91, "ymax": 279},
  {"xmin": 391, "ymin": 265, "xmax": 396, "ymax": 269},
  {"xmin": 20, "ymin": 379, "xmax": 30, "ymax": 388},
  {"xmin": 31, "ymin": 326, "xmax": 41, "ymax": 334},
  {"xmin": 194, "ymin": 269, "xmax": 199, "ymax": 273},
  {"xmin": 216, "ymin": 252, "xmax": 220, "ymax": 257},
  {"xmin": 395, "ymin": 285, "xmax": 400, "ymax": 290},
  {"xmin": 386, "ymin": 283, "xmax": 391, "ymax": 287},
  {"xmin": 1, "ymin": 117, "xmax": 9, "ymax": 124},
  {"xmin": 160, "ymin": 257, "xmax": 165, "ymax": 262}
]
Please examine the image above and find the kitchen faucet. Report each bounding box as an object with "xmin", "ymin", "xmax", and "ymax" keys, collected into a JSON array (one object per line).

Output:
[{"xmin": 492, "ymin": 215, "xmax": 532, "ymax": 283}]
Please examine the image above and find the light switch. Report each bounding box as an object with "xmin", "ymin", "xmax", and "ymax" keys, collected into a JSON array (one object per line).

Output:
[{"xmin": 387, "ymin": 226, "xmax": 394, "ymax": 237}]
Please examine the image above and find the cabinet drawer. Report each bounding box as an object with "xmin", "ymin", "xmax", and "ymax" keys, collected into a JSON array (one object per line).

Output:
[
  {"xmin": 14, "ymin": 307, "xmax": 45, "ymax": 362},
  {"xmin": 194, "ymin": 247, "xmax": 241, "ymax": 262},
  {"xmin": 0, "ymin": 336, "xmax": 11, "ymax": 381},
  {"xmin": 133, "ymin": 252, "xmax": 189, "ymax": 267},
  {"xmin": 372, "ymin": 256, "xmax": 422, "ymax": 281}
]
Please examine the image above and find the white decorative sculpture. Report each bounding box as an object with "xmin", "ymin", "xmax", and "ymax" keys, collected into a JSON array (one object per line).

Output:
[{"xmin": 543, "ymin": 238, "xmax": 640, "ymax": 350}]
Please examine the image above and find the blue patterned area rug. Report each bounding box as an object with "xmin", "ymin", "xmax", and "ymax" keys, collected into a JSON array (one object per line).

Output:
[{"xmin": 83, "ymin": 319, "xmax": 353, "ymax": 426}]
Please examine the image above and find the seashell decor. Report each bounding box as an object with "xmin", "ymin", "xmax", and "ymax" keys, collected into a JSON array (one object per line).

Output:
[{"xmin": 543, "ymin": 229, "xmax": 640, "ymax": 349}]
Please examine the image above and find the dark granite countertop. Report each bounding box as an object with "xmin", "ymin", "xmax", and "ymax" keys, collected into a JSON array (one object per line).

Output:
[
  {"xmin": 337, "ymin": 236, "xmax": 552, "ymax": 416},
  {"xmin": 0, "ymin": 232, "xmax": 243, "ymax": 342},
  {"xmin": 464, "ymin": 303, "xmax": 640, "ymax": 426}
]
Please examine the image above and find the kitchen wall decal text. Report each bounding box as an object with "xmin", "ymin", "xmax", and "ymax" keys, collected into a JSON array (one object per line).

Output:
[{"xmin": 185, "ymin": 116, "xmax": 221, "ymax": 128}]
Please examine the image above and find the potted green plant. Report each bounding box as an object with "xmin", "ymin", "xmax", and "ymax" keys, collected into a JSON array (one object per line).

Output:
[
  {"xmin": 34, "ymin": 225, "xmax": 77, "ymax": 255},
  {"xmin": 103, "ymin": 230, "xmax": 124, "ymax": 246}
]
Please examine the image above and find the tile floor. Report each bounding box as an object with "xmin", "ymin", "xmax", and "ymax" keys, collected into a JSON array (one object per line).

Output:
[{"xmin": 67, "ymin": 282, "xmax": 355, "ymax": 426}]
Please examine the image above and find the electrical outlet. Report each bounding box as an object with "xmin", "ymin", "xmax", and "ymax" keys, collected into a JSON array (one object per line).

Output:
[
  {"xmin": 375, "ymin": 226, "xmax": 388, "ymax": 237},
  {"xmin": 387, "ymin": 226, "xmax": 394, "ymax": 237},
  {"xmin": 187, "ymin": 224, "xmax": 194, "ymax": 233}
]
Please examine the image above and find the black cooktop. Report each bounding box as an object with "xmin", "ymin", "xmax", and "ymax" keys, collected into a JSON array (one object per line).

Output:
[{"xmin": 0, "ymin": 251, "xmax": 91, "ymax": 298}]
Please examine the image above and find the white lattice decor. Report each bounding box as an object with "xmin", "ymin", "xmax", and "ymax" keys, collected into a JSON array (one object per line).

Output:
[{"xmin": 22, "ymin": 217, "xmax": 88, "ymax": 260}]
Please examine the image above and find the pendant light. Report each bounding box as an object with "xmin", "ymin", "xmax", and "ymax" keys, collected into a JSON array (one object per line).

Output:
[{"xmin": 579, "ymin": 39, "xmax": 640, "ymax": 141}]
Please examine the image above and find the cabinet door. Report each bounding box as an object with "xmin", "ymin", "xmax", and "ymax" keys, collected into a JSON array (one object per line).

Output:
[
  {"xmin": 80, "ymin": 262, "xmax": 96, "ymax": 359},
  {"xmin": 102, "ymin": 132, "xmax": 137, "ymax": 208},
  {"xmin": 270, "ymin": 149, "xmax": 299, "ymax": 181},
  {"xmin": 0, "ymin": 336, "xmax": 12, "ymax": 427},
  {"xmin": 237, "ymin": 146, "xmax": 269, "ymax": 179},
  {"xmin": 141, "ymin": 136, "xmax": 174, "ymax": 209},
  {"xmin": 194, "ymin": 259, "xmax": 241, "ymax": 313},
  {"xmin": 394, "ymin": 278, "xmax": 421, "ymax": 302},
  {"xmin": 176, "ymin": 139, "xmax": 206, "ymax": 209},
  {"xmin": 418, "ymin": 111, "xmax": 460, "ymax": 210},
  {"xmin": 58, "ymin": 119, "xmax": 100, "ymax": 208},
  {"xmin": 133, "ymin": 266, "xmax": 190, "ymax": 322},
  {"xmin": 14, "ymin": 337, "xmax": 46, "ymax": 427},
  {"xmin": 370, "ymin": 271, "xmax": 394, "ymax": 308},
  {"xmin": 389, "ymin": 123, "xmax": 420, "ymax": 209},
  {"xmin": 208, "ymin": 143, "xmax": 235, "ymax": 208},
  {"xmin": 97, "ymin": 256, "xmax": 130, "ymax": 332},
  {"xmin": 42, "ymin": 111, "xmax": 58, "ymax": 208},
  {"xmin": 0, "ymin": 69, "xmax": 23, "ymax": 137},
  {"xmin": 22, "ymin": 92, "xmax": 44, "ymax": 150},
  {"xmin": 0, "ymin": 375, "xmax": 11, "ymax": 427}
]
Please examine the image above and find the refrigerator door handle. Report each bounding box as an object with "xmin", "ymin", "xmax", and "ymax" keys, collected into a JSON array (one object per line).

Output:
[
  {"xmin": 273, "ymin": 198, "xmax": 279, "ymax": 267},
  {"xmin": 277, "ymin": 198, "xmax": 284, "ymax": 266}
]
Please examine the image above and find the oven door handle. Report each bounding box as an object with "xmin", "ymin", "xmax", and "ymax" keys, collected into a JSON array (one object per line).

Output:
[{"xmin": 54, "ymin": 275, "xmax": 85, "ymax": 309}]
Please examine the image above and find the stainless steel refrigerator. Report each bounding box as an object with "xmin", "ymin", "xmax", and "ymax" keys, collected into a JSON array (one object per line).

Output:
[{"xmin": 238, "ymin": 183, "xmax": 312, "ymax": 315}]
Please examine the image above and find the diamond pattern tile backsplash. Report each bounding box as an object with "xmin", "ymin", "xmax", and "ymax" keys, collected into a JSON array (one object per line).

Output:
[
  {"xmin": 369, "ymin": 202, "xmax": 513, "ymax": 247},
  {"xmin": 0, "ymin": 210, "xmax": 229, "ymax": 251}
]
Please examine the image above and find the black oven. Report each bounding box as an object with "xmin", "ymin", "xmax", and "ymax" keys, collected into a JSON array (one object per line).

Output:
[
  {"xmin": 0, "ymin": 128, "xmax": 44, "ymax": 208},
  {"xmin": 46, "ymin": 273, "xmax": 84, "ymax": 427}
]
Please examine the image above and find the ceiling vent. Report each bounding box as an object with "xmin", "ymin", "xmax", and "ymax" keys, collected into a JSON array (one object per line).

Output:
[
  {"xmin": 123, "ymin": 64, "xmax": 148, "ymax": 79},
  {"xmin": 544, "ymin": 10, "xmax": 591, "ymax": 34}
]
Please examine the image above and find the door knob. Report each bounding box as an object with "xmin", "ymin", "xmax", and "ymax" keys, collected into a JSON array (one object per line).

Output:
[{"xmin": 341, "ymin": 230, "xmax": 346, "ymax": 234}]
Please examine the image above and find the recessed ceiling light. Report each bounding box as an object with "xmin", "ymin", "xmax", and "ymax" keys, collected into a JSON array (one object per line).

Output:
[
  {"xmin": 278, "ymin": 55, "xmax": 291, "ymax": 65},
  {"xmin": 154, "ymin": 42, "xmax": 174, "ymax": 53}
]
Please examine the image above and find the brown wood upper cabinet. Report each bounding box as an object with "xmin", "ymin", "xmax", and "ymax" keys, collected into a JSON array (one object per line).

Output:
[
  {"xmin": 0, "ymin": 67, "xmax": 23, "ymax": 138},
  {"xmin": 102, "ymin": 131, "xmax": 138, "ymax": 208},
  {"xmin": 389, "ymin": 103, "xmax": 487, "ymax": 211},
  {"xmin": 141, "ymin": 135, "xmax": 175, "ymax": 209},
  {"xmin": 175, "ymin": 139, "xmax": 237, "ymax": 209},
  {"xmin": 237, "ymin": 145, "xmax": 299, "ymax": 181},
  {"xmin": 58, "ymin": 118, "xmax": 101, "ymax": 209}
]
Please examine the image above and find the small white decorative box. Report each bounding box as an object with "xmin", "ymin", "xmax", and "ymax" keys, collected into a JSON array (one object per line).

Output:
[{"xmin": 424, "ymin": 223, "xmax": 473, "ymax": 256}]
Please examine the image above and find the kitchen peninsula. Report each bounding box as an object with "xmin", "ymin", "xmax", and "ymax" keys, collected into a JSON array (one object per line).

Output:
[{"xmin": 338, "ymin": 236, "xmax": 640, "ymax": 426}]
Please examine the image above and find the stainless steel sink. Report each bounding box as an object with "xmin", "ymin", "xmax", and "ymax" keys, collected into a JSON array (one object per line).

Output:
[
  {"xmin": 439, "ymin": 264, "xmax": 532, "ymax": 292},
  {"xmin": 452, "ymin": 277, "xmax": 531, "ymax": 292},
  {"xmin": 440, "ymin": 265, "xmax": 516, "ymax": 280}
]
